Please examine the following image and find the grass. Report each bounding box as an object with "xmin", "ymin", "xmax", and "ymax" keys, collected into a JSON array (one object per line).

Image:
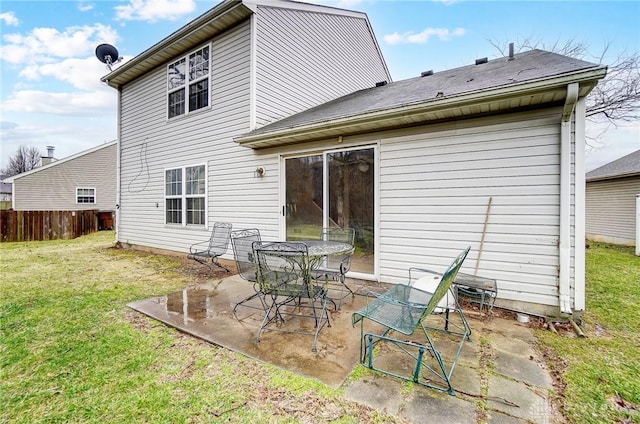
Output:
[
  {"xmin": 0, "ymin": 231, "xmax": 401, "ymax": 423},
  {"xmin": 536, "ymin": 242, "xmax": 640, "ymax": 423}
]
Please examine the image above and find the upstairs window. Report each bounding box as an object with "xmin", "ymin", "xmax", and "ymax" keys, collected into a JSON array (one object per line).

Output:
[
  {"xmin": 76, "ymin": 187, "xmax": 96, "ymax": 204},
  {"xmin": 167, "ymin": 45, "xmax": 210, "ymax": 118},
  {"xmin": 165, "ymin": 165, "xmax": 206, "ymax": 226}
]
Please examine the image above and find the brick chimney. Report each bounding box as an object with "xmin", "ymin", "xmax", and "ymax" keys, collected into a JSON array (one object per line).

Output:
[{"xmin": 40, "ymin": 146, "xmax": 56, "ymax": 166}]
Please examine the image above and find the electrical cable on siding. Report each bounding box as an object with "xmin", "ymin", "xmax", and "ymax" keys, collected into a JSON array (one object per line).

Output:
[{"xmin": 127, "ymin": 138, "xmax": 150, "ymax": 193}]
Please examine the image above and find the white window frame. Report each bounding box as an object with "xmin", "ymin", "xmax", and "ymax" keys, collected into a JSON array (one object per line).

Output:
[
  {"xmin": 164, "ymin": 164, "xmax": 207, "ymax": 227},
  {"xmin": 76, "ymin": 187, "xmax": 96, "ymax": 204},
  {"xmin": 166, "ymin": 43, "xmax": 211, "ymax": 119}
]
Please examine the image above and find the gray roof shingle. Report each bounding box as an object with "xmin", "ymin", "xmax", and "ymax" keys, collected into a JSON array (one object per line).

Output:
[
  {"xmin": 586, "ymin": 149, "xmax": 640, "ymax": 181},
  {"xmin": 244, "ymin": 49, "xmax": 600, "ymax": 137}
]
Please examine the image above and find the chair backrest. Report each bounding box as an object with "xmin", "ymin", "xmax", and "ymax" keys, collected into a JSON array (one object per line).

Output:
[
  {"xmin": 421, "ymin": 247, "xmax": 470, "ymax": 315},
  {"xmin": 320, "ymin": 227, "xmax": 355, "ymax": 244},
  {"xmin": 208, "ymin": 222, "xmax": 233, "ymax": 254},
  {"xmin": 320, "ymin": 227, "xmax": 355, "ymax": 273},
  {"xmin": 252, "ymin": 241, "xmax": 309, "ymax": 293},
  {"xmin": 231, "ymin": 228, "xmax": 261, "ymax": 281}
]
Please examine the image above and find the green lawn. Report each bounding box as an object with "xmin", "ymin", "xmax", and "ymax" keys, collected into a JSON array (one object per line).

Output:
[
  {"xmin": 536, "ymin": 243, "xmax": 640, "ymax": 423},
  {"xmin": 0, "ymin": 232, "xmax": 398, "ymax": 423}
]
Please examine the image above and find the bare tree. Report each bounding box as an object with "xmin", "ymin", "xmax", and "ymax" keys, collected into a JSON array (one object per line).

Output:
[
  {"xmin": 1, "ymin": 146, "xmax": 42, "ymax": 177},
  {"xmin": 489, "ymin": 37, "xmax": 640, "ymax": 132}
]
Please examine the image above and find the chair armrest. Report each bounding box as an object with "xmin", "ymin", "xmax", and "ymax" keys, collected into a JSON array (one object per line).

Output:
[{"xmin": 189, "ymin": 240, "xmax": 210, "ymax": 253}]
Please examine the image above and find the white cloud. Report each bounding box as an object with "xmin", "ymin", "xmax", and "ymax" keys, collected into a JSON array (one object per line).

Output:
[
  {"xmin": 383, "ymin": 27, "xmax": 466, "ymax": 45},
  {"xmin": 0, "ymin": 118, "xmax": 117, "ymax": 169},
  {"xmin": 1, "ymin": 89, "xmax": 116, "ymax": 116},
  {"xmin": 0, "ymin": 24, "xmax": 118, "ymax": 65},
  {"xmin": 19, "ymin": 56, "xmax": 117, "ymax": 91},
  {"xmin": 78, "ymin": 2, "xmax": 95, "ymax": 12},
  {"xmin": 114, "ymin": 0, "xmax": 196, "ymax": 22},
  {"xmin": 585, "ymin": 120, "xmax": 640, "ymax": 171},
  {"xmin": 0, "ymin": 12, "xmax": 19, "ymax": 27}
]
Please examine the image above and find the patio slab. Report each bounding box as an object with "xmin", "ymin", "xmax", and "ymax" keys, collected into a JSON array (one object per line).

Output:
[
  {"xmin": 128, "ymin": 275, "xmax": 558, "ymax": 423},
  {"xmin": 128, "ymin": 276, "xmax": 369, "ymax": 388}
]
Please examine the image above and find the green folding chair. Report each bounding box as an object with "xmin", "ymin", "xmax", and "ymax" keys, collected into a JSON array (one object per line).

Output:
[{"xmin": 352, "ymin": 247, "xmax": 471, "ymax": 395}]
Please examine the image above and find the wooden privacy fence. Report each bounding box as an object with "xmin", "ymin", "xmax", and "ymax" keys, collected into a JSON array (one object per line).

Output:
[{"xmin": 0, "ymin": 210, "xmax": 99, "ymax": 242}]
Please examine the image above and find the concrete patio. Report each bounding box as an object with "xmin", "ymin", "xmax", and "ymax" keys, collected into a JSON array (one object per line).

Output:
[{"xmin": 128, "ymin": 274, "xmax": 560, "ymax": 424}]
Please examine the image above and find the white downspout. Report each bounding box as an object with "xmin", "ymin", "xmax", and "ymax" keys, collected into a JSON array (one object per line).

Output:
[
  {"xmin": 574, "ymin": 97, "xmax": 586, "ymax": 311},
  {"xmin": 115, "ymin": 86, "xmax": 122, "ymax": 243},
  {"xmin": 559, "ymin": 83, "xmax": 579, "ymax": 314}
]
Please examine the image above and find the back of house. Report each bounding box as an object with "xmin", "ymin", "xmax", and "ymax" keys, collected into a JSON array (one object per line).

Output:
[{"xmin": 103, "ymin": 0, "xmax": 607, "ymax": 317}]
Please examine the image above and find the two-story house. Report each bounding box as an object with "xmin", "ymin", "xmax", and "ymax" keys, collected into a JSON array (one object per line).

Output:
[{"xmin": 102, "ymin": 0, "xmax": 606, "ymax": 317}]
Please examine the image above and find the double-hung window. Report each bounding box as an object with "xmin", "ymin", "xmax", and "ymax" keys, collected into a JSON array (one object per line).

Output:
[
  {"xmin": 165, "ymin": 165, "xmax": 206, "ymax": 226},
  {"xmin": 167, "ymin": 45, "xmax": 210, "ymax": 118},
  {"xmin": 76, "ymin": 187, "xmax": 96, "ymax": 204}
]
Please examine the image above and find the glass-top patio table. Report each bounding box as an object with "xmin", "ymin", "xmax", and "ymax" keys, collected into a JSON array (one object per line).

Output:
[{"xmin": 300, "ymin": 240, "xmax": 354, "ymax": 258}]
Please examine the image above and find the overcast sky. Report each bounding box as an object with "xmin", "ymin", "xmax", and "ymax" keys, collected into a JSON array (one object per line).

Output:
[{"xmin": 1, "ymin": 0, "xmax": 638, "ymax": 172}]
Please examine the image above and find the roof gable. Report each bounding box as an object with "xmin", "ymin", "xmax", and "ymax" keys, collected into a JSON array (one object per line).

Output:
[
  {"xmin": 4, "ymin": 141, "xmax": 117, "ymax": 183},
  {"xmin": 101, "ymin": 0, "xmax": 376, "ymax": 89}
]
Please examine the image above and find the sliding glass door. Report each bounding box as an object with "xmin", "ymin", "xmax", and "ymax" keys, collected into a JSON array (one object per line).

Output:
[{"xmin": 284, "ymin": 147, "xmax": 375, "ymax": 275}]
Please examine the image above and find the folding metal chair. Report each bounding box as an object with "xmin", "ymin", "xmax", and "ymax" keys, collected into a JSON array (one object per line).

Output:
[
  {"xmin": 187, "ymin": 222, "xmax": 233, "ymax": 274},
  {"xmin": 253, "ymin": 241, "xmax": 330, "ymax": 352},
  {"xmin": 230, "ymin": 228, "xmax": 264, "ymax": 314},
  {"xmin": 310, "ymin": 227, "xmax": 355, "ymax": 309}
]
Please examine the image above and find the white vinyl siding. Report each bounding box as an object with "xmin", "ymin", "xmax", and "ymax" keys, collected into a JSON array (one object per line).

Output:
[
  {"xmin": 376, "ymin": 109, "xmax": 564, "ymax": 308},
  {"xmin": 586, "ymin": 176, "xmax": 640, "ymax": 245},
  {"xmin": 12, "ymin": 143, "xmax": 116, "ymax": 211},
  {"xmin": 253, "ymin": 6, "xmax": 389, "ymax": 127}
]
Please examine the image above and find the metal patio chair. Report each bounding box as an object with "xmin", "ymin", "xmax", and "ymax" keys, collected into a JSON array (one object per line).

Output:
[
  {"xmin": 310, "ymin": 227, "xmax": 356, "ymax": 309},
  {"xmin": 253, "ymin": 241, "xmax": 330, "ymax": 352},
  {"xmin": 352, "ymin": 247, "xmax": 472, "ymax": 395},
  {"xmin": 230, "ymin": 228, "xmax": 264, "ymax": 315},
  {"xmin": 187, "ymin": 222, "xmax": 233, "ymax": 274}
]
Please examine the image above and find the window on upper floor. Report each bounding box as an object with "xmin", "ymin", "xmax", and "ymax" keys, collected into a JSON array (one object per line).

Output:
[
  {"xmin": 76, "ymin": 187, "xmax": 96, "ymax": 204},
  {"xmin": 165, "ymin": 164, "xmax": 206, "ymax": 226},
  {"xmin": 167, "ymin": 45, "xmax": 210, "ymax": 119}
]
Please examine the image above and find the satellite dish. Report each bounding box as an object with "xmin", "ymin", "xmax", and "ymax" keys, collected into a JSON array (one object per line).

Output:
[{"xmin": 95, "ymin": 43, "xmax": 122, "ymax": 71}]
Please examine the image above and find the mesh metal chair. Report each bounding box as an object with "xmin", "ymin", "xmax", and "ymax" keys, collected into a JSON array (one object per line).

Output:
[
  {"xmin": 230, "ymin": 228, "xmax": 263, "ymax": 314},
  {"xmin": 253, "ymin": 241, "xmax": 330, "ymax": 352},
  {"xmin": 352, "ymin": 247, "xmax": 472, "ymax": 395},
  {"xmin": 187, "ymin": 222, "xmax": 233, "ymax": 274},
  {"xmin": 311, "ymin": 227, "xmax": 355, "ymax": 309}
]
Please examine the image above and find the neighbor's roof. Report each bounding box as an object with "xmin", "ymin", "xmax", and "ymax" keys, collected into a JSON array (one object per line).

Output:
[
  {"xmin": 4, "ymin": 141, "xmax": 117, "ymax": 183},
  {"xmin": 586, "ymin": 149, "xmax": 640, "ymax": 182},
  {"xmin": 236, "ymin": 49, "xmax": 607, "ymax": 148}
]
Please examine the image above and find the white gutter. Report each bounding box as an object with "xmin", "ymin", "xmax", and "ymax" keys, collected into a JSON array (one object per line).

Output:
[
  {"xmin": 573, "ymin": 96, "xmax": 586, "ymax": 311},
  {"xmin": 559, "ymin": 82, "xmax": 579, "ymax": 314}
]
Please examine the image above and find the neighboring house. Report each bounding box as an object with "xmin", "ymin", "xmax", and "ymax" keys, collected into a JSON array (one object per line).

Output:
[
  {"xmin": 102, "ymin": 0, "xmax": 606, "ymax": 316},
  {"xmin": 5, "ymin": 142, "xmax": 117, "ymax": 224},
  {"xmin": 586, "ymin": 149, "xmax": 640, "ymax": 247},
  {"xmin": 0, "ymin": 175, "xmax": 12, "ymax": 209}
]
